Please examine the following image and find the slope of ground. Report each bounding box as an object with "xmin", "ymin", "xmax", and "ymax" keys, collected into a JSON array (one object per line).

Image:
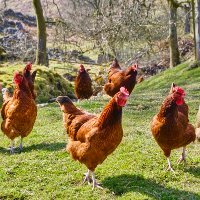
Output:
[{"xmin": 0, "ymin": 61, "xmax": 199, "ymax": 199}]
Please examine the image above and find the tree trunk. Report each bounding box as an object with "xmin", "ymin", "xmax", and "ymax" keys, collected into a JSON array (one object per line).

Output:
[
  {"xmin": 184, "ymin": 3, "xmax": 191, "ymax": 34},
  {"xmin": 33, "ymin": 0, "xmax": 48, "ymax": 66},
  {"xmin": 168, "ymin": 0, "xmax": 180, "ymax": 68},
  {"xmin": 195, "ymin": 0, "xmax": 200, "ymax": 60},
  {"xmin": 192, "ymin": 0, "xmax": 197, "ymax": 59}
]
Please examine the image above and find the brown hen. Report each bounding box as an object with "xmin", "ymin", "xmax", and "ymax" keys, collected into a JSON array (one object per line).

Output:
[
  {"xmin": 104, "ymin": 59, "xmax": 137, "ymax": 97},
  {"xmin": 57, "ymin": 87, "xmax": 129, "ymax": 189},
  {"xmin": 1, "ymin": 71, "xmax": 37, "ymax": 153},
  {"xmin": 74, "ymin": 64, "xmax": 93, "ymax": 100},
  {"xmin": 151, "ymin": 83, "xmax": 195, "ymax": 171}
]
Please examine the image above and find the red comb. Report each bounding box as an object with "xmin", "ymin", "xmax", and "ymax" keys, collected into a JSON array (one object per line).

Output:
[
  {"xmin": 131, "ymin": 64, "xmax": 138, "ymax": 71},
  {"xmin": 26, "ymin": 62, "xmax": 32, "ymax": 71},
  {"xmin": 120, "ymin": 87, "xmax": 129, "ymax": 96},
  {"xmin": 80, "ymin": 64, "xmax": 84, "ymax": 69},
  {"xmin": 173, "ymin": 86, "xmax": 185, "ymax": 96}
]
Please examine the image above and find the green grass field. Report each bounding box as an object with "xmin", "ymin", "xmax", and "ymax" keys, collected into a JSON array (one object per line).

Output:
[{"xmin": 0, "ymin": 61, "xmax": 200, "ymax": 199}]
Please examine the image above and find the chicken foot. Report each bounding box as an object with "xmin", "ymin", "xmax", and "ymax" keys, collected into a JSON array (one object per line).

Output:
[
  {"xmin": 91, "ymin": 171, "xmax": 103, "ymax": 190},
  {"xmin": 177, "ymin": 147, "xmax": 186, "ymax": 164},
  {"xmin": 82, "ymin": 170, "xmax": 103, "ymax": 190}
]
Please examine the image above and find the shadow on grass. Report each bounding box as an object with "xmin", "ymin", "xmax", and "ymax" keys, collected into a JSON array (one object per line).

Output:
[
  {"xmin": 23, "ymin": 142, "xmax": 66, "ymax": 152},
  {"xmin": 102, "ymin": 174, "xmax": 200, "ymax": 199},
  {"xmin": 184, "ymin": 166, "xmax": 200, "ymax": 177},
  {"xmin": 0, "ymin": 146, "xmax": 9, "ymax": 154},
  {"xmin": 0, "ymin": 142, "xmax": 66, "ymax": 154}
]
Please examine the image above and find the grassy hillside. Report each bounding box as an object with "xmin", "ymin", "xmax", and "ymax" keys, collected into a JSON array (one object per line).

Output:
[
  {"xmin": 0, "ymin": 61, "xmax": 199, "ymax": 199},
  {"xmin": 0, "ymin": 63, "xmax": 74, "ymax": 104}
]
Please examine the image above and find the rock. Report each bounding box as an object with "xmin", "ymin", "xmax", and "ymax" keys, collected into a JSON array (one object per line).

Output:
[
  {"xmin": 4, "ymin": 27, "xmax": 18, "ymax": 35},
  {"xmin": 0, "ymin": 46, "xmax": 6, "ymax": 54},
  {"xmin": 3, "ymin": 9, "xmax": 15, "ymax": 18},
  {"xmin": 37, "ymin": 103, "xmax": 49, "ymax": 108},
  {"xmin": 4, "ymin": 9, "xmax": 36, "ymax": 26},
  {"xmin": 3, "ymin": 19, "xmax": 15, "ymax": 28},
  {"xmin": 0, "ymin": 28, "xmax": 37, "ymax": 61},
  {"xmin": 15, "ymin": 22, "xmax": 24, "ymax": 30},
  {"xmin": 67, "ymin": 93, "xmax": 78, "ymax": 101},
  {"xmin": 97, "ymin": 53, "xmax": 114, "ymax": 64},
  {"xmin": 140, "ymin": 64, "xmax": 166, "ymax": 76},
  {"xmin": 0, "ymin": 25, "xmax": 4, "ymax": 33},
  {"xmin": 77, "ymin": 54, "xmax": 95, "ymax": 63},
  {"xmin": 63, "ymin": 73, "xmax": 76, "ymax": 82}
]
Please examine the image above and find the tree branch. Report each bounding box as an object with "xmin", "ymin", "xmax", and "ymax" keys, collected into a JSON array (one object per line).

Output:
[{"xmin": 52, "ymin": 0, "xmax": 63, "ymax": 19}]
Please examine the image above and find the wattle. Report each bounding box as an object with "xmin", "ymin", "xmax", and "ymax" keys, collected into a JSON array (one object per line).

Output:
[
  {"xmin": 176, "ymin": 98, "xmax": 183, "ymax": 105},
  {"xmin": 118, "ymin": 99, "xmax": 127, "ymax": 107}
]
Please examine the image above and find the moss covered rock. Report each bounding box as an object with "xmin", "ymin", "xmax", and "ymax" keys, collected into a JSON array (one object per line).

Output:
[{"xmin": 0, "ymin": 63, "xmax": 74, "ymax": 104}]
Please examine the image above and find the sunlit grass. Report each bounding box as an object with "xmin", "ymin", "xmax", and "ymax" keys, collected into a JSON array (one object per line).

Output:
[{"xmin": 0, "ymin": 61, "xmax": 200, "ymax": 199}]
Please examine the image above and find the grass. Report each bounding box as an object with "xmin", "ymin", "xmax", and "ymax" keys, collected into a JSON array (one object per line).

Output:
[{"xmin": 0, "ymin": 61, "xmax": 200, "ymax": 199}]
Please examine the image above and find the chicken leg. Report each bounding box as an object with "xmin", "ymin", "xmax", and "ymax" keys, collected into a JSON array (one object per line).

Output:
[
  {"xmin": 167, "ymin": 157, "xmax": 174, "ymax": 172},
  {"xmin": 9, "ymin": 140, "xmax": 14, "ymax": 154},
  {"xmin": 19, "ymin": 137, "xmax": 23, "ymax": 152},
  {"xmin": 82, "ymin": 169, "xmax": 103, "ymax": 190},
  {"xmin": 82, "ymin": 169, "xmax": 92, "ymax": 185},
  {"xmin": 177, "ymin": 147, "xmax": 186, "ymax": 164}
]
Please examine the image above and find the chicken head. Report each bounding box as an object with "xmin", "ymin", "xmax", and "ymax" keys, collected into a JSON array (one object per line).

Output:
[
  {"xmin": 115, "ymin": 87, "xmax": 129, "ymax": 107},
  {"xmin": 171, "ymin": 85, "xmax": 185, "ymax": 106}
]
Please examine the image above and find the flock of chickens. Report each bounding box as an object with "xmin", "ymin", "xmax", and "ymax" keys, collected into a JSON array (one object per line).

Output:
[{"xmin": 0, "ymin": 59, "xmax": 199, "ymax": 190}]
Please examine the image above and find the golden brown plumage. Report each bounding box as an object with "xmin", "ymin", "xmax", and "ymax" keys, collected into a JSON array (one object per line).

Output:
[
  {"xmin": 57, "ymin": 87, "xmax": 129, "ymax": 189},
  {"xmin": 151, "ymin": 83, "xmax": 195, "ymax": 171},
  {"xmin": 1, "ymin": 70, "xmax": 37, "ymax": 153},
  {"xmin": 104, "ymin": 59, "xmax": 137, "ymax": 97},
  {"xmin": 74, "ymin": 64, "xmax": 93, "ymax": 100}
]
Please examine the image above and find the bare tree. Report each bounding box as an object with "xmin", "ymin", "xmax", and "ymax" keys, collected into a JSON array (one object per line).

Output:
[
  {"xmin": 195, "ymin": 0, "xmax": 200, "ymax": 60},
  {"xmin": 66, "ymin": 0, "xmax": 157, "ymax": 59},
  {"xmin": 168, "ymin": 0, "xmax": 180, "ymax": 68},
  {"xmin": 3, "ymin": 0, "xmax": 7, "ymax": 8},
  {"xmin": 33, "ymin": 0, "xmax": 48, "ymax": 66},
  {"xmin": 183, "ymin": 3, "xmax": 191, "ymax": 34}
]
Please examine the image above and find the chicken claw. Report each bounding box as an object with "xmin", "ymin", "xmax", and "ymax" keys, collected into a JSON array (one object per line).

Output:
[
  {"xmin": 167, "ymin": 166, "xmax": 175, "ymax": 172},
  {"xmin": 82, "ymin": 170, "xmax": 103, "ymax": 189},
  {"xmin": 92, "ymin": 180, "xmax": 103, "ymax": 190},
  {"xmin": 91, "ymin": 172, "xmax": 103, "ymax": 190},
  {"xmin": 82, "ymin": 170, "xmax": 92, "ymax": 185}
]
